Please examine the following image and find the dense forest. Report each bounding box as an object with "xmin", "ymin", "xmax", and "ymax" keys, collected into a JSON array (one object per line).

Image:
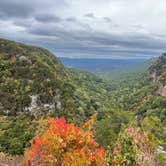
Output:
[{"xmin": 0, "ymin": 38, "xmax": 166, "ymax": 165}]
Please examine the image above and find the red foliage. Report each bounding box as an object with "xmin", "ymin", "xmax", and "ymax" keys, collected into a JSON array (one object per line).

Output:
[{"xmin": 26, "ymin": 116, "xmax": 105, "ymax": 166}]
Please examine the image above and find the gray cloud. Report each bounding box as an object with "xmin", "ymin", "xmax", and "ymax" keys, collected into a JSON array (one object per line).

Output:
[
  {"xmin": 66, "ymin": 17, "xmax": 77, "ymax": 22},
  {"xmin": 0, "ymin": 0, "xmax": 34, "ymax": 18},
  {"xmin": 35, "ymin": 14, "xmax": 62, "ymax": 23},
  {"xmin": 103, "ymin": 17, "xmax": 111, "ymax": 23},
  {"xmin": 26, "ymin": 21, "xmax": 166, "ymax": 55},
  {"xmin": 84, "ymin": 13, "xmax": 95, "ymax": 18},
  {"xmin": 0, "ymin": 0, "xmax": 166, "ymax": 58}
]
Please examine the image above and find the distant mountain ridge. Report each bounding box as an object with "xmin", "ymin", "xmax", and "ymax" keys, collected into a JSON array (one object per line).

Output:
[
  {"xmin": 60, "ymin": 57, "xmax": 151, "ymax": 80},
  {"xmin": 60, "ymin": 57, "xmax": 149, "ymax": 70}
]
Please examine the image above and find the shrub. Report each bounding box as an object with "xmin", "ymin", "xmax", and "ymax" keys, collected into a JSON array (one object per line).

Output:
[
  {"xmin": 111, "ymin": 127, "xmax": 156, "ymax": 166},
  {"xmin": 26, "ymin": 115, "xmax": 105, "ymax": 166}
]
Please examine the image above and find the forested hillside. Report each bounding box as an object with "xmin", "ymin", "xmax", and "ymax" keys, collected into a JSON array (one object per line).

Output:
[
  {"xmin": 108, "ymin": 54, "xmax": 166, "ymax": 164},
  {"xmin": 0, "ymin": 38, "xmax": 111, "ymax": 157},
  {"xmin": 0, "ymin": 38, "xmax": 109, "ymax": 121},
  {"xmin": 0, "ymin": 38, "xmax": 166, "ymax": 165}
]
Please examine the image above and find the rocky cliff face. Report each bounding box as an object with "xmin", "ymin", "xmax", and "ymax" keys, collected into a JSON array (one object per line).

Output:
[{"xmin": 149, "ymin": 53, "xmax": 166, "ymax": 96}]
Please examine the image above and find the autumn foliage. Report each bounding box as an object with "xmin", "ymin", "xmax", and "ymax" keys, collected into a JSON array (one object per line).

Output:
[
  {"xmin": 112, "ymin": 127, "xmax": 155, "ymax": 166},
  {"xmin": 26, "ymin": 115, "xmax": 105, "ymax": 166}
]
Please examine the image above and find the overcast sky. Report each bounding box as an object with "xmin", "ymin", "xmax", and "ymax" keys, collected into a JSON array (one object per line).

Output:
[{"xmin": 0, "ymin": 0, "xmax": 166, "ymax": 58}]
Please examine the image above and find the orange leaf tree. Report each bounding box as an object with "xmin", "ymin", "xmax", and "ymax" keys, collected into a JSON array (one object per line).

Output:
[{"xmin": 26, "ymin": 115, "xmax": 105, "ymax": 166}]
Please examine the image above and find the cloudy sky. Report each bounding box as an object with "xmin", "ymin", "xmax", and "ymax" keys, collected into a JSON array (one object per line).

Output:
[{"xmin": 0, "ymin": 0, "xmax": 166, "ymax": 58}]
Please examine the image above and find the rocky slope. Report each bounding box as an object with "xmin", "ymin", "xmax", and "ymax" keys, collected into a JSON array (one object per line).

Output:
[{"xmin": 149, "ymin": 53, "xmax": 166, "ymax": 96}]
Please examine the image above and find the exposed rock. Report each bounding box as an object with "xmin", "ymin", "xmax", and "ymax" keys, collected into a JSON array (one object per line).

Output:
[
  {"xmin": 19, "ymin": 55, "xmax": 32, "ymax": 63},
  {"xmin": 56, "ymin": 101, "xmax": 62, "ymax": 110},
  {"xmin": 149, "ymin": 53, "xmax": 166, "ymax": 97},
  {"xmin": 25, "ymin": 94, "xmax": 62, "ymax": 113},
  {"xmin": 157, "ymin": 85, "xmax": 166, "ymax": 96},
  {"xmin": 156, "ymin": 146, "xmax": 166, "ymax": 155},
  {"xmin": 13, "ymin": 53, "xmax": 21, "ymax": 58},
  {"xmin": 25, "ymin": 95, "xmax": 38, "ymax": 111},
  {"xmin": 151, "ymin": 70, "xmax": 157, "ymax": 83},
  {"xmin": 43, "ymin": 104, "xmax": 55, "ymax": 110}
]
